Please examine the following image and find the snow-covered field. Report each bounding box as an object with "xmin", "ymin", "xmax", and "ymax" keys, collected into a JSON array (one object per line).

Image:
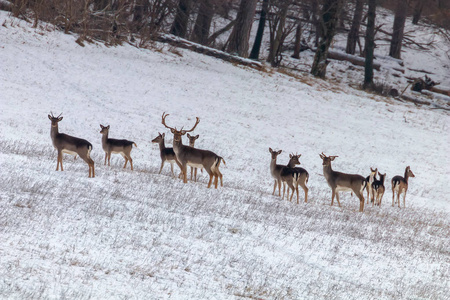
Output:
[{"xmin": 1, "ymin": 11, "xmax": 449, "ymax": 299}]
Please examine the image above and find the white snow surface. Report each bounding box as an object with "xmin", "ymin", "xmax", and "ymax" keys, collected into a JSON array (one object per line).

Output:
[{"xmin": 1, "ymin": 11, "xmax": 449, "ymax": 300}]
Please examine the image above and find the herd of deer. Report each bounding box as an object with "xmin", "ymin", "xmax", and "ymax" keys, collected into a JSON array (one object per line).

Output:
[{"xmin": 48, "ymin": 112, "xmax": 415, "ymax": 212}]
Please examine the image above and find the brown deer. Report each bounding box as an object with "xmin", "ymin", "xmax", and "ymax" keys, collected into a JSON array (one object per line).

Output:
[
  {"xmin": 392, "ymin": 166, "xmax": 415, "ymax": 208},
  {"xmin": 187, "ymin": 133, "xmax": 201, "ymax": 181},
  {"xmin": 269, "ymin": 148, "xmax": 283, "ymax": 196},
  {"xmin": 372, "ymin": 172, "xmax": 386, "ymax": 206},
  {"xmin": 161, "ymin": 113, "xmax": 225, "ymax": 188},
  {"xmin": 365, "ymin": 167, "xmax": 378, "ymax": 204},
  {"xmin": 100, "ymin": 125, "xmax": 137, "ymax": 170},
  {"xmin": 319, "ymin": 153, "xmax": 366, "ymax": 212},
  {"xmin": 48, "ymin": 113, "xmax": 95, "ymax": 177},
  {"xmin": 280, "ymin": 153, "xmax": 301, "ymax": 202},
  {"xmin": 151, "ymin": 132, "xmax": 182, "ymax": 177},
  {"xmin": 292, "ymin": 164, "xmax": 309, "ymax": 204}
]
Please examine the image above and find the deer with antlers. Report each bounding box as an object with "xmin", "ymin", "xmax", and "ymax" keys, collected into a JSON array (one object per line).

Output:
[
  {"xmin": 48, "ymin": 113, "xmax": 95, "ymax": 177},
  {"xmin": 161, "ymin": 113, "xmax": 225, "ymax": 188},
  {"xmin": 319, "ymin": 153, "xmax": 366, "ymax": 212}
]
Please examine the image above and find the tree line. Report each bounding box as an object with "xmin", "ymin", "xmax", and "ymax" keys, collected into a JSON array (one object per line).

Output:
[{"xmin": 5, "ymin": 0, "xmax": 449, "ymax": 89}]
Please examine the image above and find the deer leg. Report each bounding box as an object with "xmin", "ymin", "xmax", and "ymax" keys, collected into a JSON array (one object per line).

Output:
[
  {"xmin": 331, "ymin": 189, "xmax": 335, "ymax": 206},
  {"xmin": 190, "ymin": 167, "xmax": 193, "ymax": 181},
  {"xmin": 300, "ymin": 181, "xmax": 308, "ymax": 203},
  {"xmin": 335, "ymin": 192, "xmax": 341, "ymax": 207},
  {"xmin": 159, "ymin": 161, "xmax": 165, "ymax": 174},
  {"xmin": 282, "ymin": 183, "xmax": 286, "ymax": 200},
  {"xmin": 359, "ymin": 194, "xmax": 364, "ymax": 212},
  {"xmin": 108, "ymin": 153, "xmax": 111, "ymax": 166},
  {"xmin": 194, "ymin": 168, "xmax": 198, "ymax": 182},
  {"xmin": 128, "ymin": 156, "xmax": 133, "ymax": 170},
  {"xmin": 104, "ymin": 153, "xmax": 107, "ymax": 165},
  {"xmin": 272, "ymin": 180, "xmax": 277, "ymax": 195},
  {"xmin": 366, "ymin": 185, "xmax": 370, "ymax": 204},
  {"xmin": 206, "ymin": 168, "xmax": 214, "ymax": 188},
  {"xmin": 397, "ymin": 192, "xmax": 401, "ymax": 208},
  {"xmin": 123, "ymin": 156, "xmax": 128, "ymax": 168},
  {"xmin": 392, "ymin": 189, "xmax": 395, "ymax": 207},
  {"xmin": 213, "ymin": 171, "xmax": 219, "ymax": 189},
  {"xmin": 216, "ymin": 168, "xmax": 223, "ymax": 187},
  {"xmin": 403, "ymin": 192, "xmax": 406, "ymax": 208}
]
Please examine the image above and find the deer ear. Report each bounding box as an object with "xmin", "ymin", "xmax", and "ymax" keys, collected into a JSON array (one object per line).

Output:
[
  {"xmin": 107, "ymin": 125, "xmax": 110, "ymax": 129},
  {"xmin": 289, "ymin": 154, "xmax": 293, "ymax": 158},
  {"xmin": 170, "ymin": 129, "xmax": 176, "ymax": 134},
  {"xmin": 58, "ymin": 117, "xmax": 63, "ymax": 121},
  {"xmin": 278, "ymin": 150, "xmax": 282, "ymax": 155},
  {"xmin": 162, "ymin": 133, "xmax": 165, "ymax": 138},
  {"xmin": 269, "ymin": 148, "xmax": 273, "ymax": 153},
  {"xmin": 330, "ymin": 156, "xmax": 336, "ymax": 161},
  {"xmin": 48, "ymin": 115, "xmax": 52, "ymax": 120},
  {"xmin": 187, "ymin": 133, "xmax": 191, "ymax": 138},
  {"xmin": 195, "ymin": 135, "xmax": 199, "ymax": 139},
  {"xmin": 100, "ymin": 124, "xmax": 103, "ymax": 128}
]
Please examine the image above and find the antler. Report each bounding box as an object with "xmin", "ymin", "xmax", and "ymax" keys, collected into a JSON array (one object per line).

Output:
[
  {"xmin": 161, "ymin": 112, "xmax": 176, "ymax": 131},
  {"xmin": 180, "ymin": 117, "xmax": 200, "ymax": 134}
]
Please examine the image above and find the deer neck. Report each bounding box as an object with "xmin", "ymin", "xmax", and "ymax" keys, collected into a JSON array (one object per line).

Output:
[
  {"xmin": 323, "ymin": 164, "xmax": 334, "ymax": 181},
  {"xmin": 404, "ymin": 170, "xmax": 410, "ymax": 183},
  {"xmin": 158, "ymin": 139, "xmax": 166, "ymax": 151},
  {"xmin": 101, "ymin": 132, "xmax": 109, "ymax": 146},
  {"xmin": 287, "ymin": 158, "xmax": 297, "ymax": 168},
  {"xmin": 270, "ymin": 157, "xmax": 278, "ymax": 173},
  {"xmin": 172, "ymin": 136, "xmax": 185, "ymax": 155},
  {"xmin": 50, "ymin": 123, "xmax": 59, "ymax": 139}
]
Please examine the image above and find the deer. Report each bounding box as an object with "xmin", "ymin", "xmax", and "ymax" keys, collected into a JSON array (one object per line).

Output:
[
  {"xmin": 365, "ymin": 167, "xmax": 378, "ymax": 204},
  {"xmin": 161, "ymin": 113, "xmax": 226, "ymax": 188},
  {"xmin": 280, "ymin": 153, "xmax": 302, "ymax": 203},
  {"xmin": 187, "ymin": 133, "xmax": 201, "ymax": 181},
  {"xmin": 292, "ymin": 164, "xmax": 310, "ymax": 204},
  {"xmin": 391, "ymin": 166, "xmax": 415, "ymax": 208},
  {"xmin": 151, "ymin": 132, "xmax": 182, "ymax": 177},
  {"xmin": 100, "ymin": 125, "xmax": 137, "ymax": 170},
  {"xmin": 48, "ymin": 113, "xmax": 95, "ymax": 178},
  {"xmin": 319, "ymin": 153, "xmax": 366, "ymax": 212},
  {"xmin": 269, "ymin": 148, "xmax": 284, "ymax": 196},
  {"xmin": 372, "ymin": 172, "xmax": 386, "ymax": 207}
]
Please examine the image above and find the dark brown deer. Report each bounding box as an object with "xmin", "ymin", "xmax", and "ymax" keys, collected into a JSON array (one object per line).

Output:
[
  {"xmin": 161, "ymin": 113, "xmax": 225, "ymax": 188},
  {"xmin": 372, "ymin": 172, "xmax": 386, "ymax": 206},
  {"xmin": 151, "ymin": 132, "xmax": 182, "ymax": 177},
  {"xmin": 280, "ymin": 153, "xmax": 301, "ymax": 203},
  {"xmin": 392, "ymin": 166, "xmax": 415, "ymax": 208},
  {"xmin": 48, "ymin": 113, "xmax": 95, "ymax": 177},
  {"xmin": 319, "ymin": 153, "xmax": 366, "ymax": 212},
  {"xmin": 365, "ymin": 167, "xmax": 378, "ymax": 204},
  {"xmin": 100, "ymin": 125, "xmax": 137, "ymax": 170}
]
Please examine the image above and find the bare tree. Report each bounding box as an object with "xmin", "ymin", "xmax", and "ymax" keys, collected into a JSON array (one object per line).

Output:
[
  {"xmin": 249, "ymin": 0, "xmax": 270, "ymax": 60},
  {"xmin": 191, "ymin": 0, "xmax": 215, "ymax": 44},
  {"xmin": 363, "ymin": 0, "xmax": 376, "ymax": 89},
  {"xmin": 170, "ymin": 0, "xmax": 193, "ymax": 38},
  {"xmin": 412, "ymin": 0, "xmax": 424, "ymax": 25},
  {"xmin": 389, "ymin": 0, "xmax": 407, "ymax": 59},
  {"xmin": 267, "ymin": 0, "xmax": 292, "ymax": 66},
  {"xmin": 226, "ymin": 0, "xmax": 258, "ymax": 57},
  {"xmin": 310, "ymin": 0, "xmax": 343, "ymax": 78},
  {"xmin": 346, "ymin": 0, "xmax": 364, "ymax": 55}
]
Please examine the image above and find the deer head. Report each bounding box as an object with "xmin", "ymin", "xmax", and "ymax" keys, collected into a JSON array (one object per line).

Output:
[
  {"xmin": 319, "ymin": 152, "xmax": 338, "ymax": 166},
  {"xmin": 48, "ymin": 112, "xmax": 63, "ymax": 127},
  {"xmin": 161, "ymin": 112, "xmax": 200, "ymax": 144}
]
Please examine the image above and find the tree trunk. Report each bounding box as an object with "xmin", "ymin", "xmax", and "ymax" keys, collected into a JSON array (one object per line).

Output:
[
  {"xmin": 292, "ymin": 23, "xmax": 302, "ymax": 59},
  {"xmin": 249, "ymin": 0, "xmax": 270, "ymax": 60},
  {"xmin": 267, "ymin": 2, "xmax": 289, "ymax": 66},
  {"xmin": 363, "ymin": 0, "xmax": 377, "ymax": 88},
  {"xmin": 226, "ymin": 0, "xmax": 258, "ymax": 57},
  {"xmin": 310, "ymin": 0, "xmax": 342, "ymax": 78},
  {"xmin": 412, "ymin": 0, "xmax": 424, "ymax": 25},
  {"xmin": 311, "ymin": 0, "xmax": 321, "ymax": 47},
  {"xmin": 191, "ymin": 0, "xmax": 214, "ymax": 44},
  {"xmin": 93, "ymin": 0, "xmax": 109, "ymax": 11},
  {"xmin": 389, "ymin": 0, "xmax": 407, "ymax": 59},
  {"xmin": 346, "ymin": 0, "xmax": 364, "ymax": 55},
  {"xmin": 170, "ymin": 0, "xmax": 193, "ymax": 38}
]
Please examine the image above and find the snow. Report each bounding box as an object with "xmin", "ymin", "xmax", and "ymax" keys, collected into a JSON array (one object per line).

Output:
[{"xmin": 1, "ymin": 11, "xmax": 449, "ymax": 300}]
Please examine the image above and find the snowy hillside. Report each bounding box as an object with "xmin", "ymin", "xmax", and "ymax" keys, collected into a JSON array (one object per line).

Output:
[{"xmin": 1, "ymin": 11, "xmax": 449, "ymax": 299}]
